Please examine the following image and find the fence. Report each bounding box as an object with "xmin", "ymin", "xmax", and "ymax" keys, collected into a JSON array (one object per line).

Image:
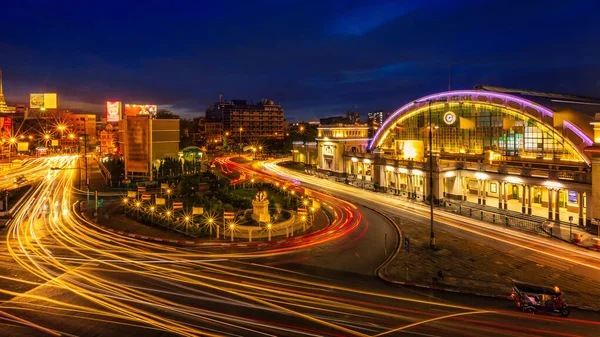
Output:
[{"xmin": 451, "ymin": 203, "xmax": 544, "ymax": 234}]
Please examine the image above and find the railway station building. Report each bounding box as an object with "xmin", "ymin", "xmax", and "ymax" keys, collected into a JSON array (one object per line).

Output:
[{"xmin": 309, "ymin": 86, "xmax": 600, "ymax": 226}]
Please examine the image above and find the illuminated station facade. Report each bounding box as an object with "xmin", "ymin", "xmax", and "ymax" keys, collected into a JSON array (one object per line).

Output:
[{"xmin": 311, "ymin": 86, "xmax": 600, "ymax": 226}]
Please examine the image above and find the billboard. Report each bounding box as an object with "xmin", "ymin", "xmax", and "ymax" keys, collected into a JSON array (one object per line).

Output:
[
  {"xmin": 17, "ymin": 142, "xmax": 29, "ymax": 152},
  {"xmin": 126, "ymin": 116, "xmax": 149, "ymax": 173},
  {"xmin": 106, "ymin": 101, "xmax": 122, "ymax": 123},
  {"xmin": 30, "ymin": 93, "xmax": 58, "ymax": 109},
  {"xmin": 0, "ymin": 117, "xmax": 12, "ymax": 134},
  {"xmin": 124, "ymin": 104, "xmax": 157, "ymax": 117}
]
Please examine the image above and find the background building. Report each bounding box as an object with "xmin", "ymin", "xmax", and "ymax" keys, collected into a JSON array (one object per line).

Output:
[
  {"xmin": 0, "ymin": 69, "xmax": 16, "ymax": 113},
  {"xmin": 367, "ymin": 110, "xmax": 393, "ymax": 125},
  {"xmin": 205, "ymin": 98, "xmax": 284, "ymax": 142},
  {"xmin": 319, "ymin": 111, "xmax": 360, "ymax": 125},
  {"xmin": 118, "ymin": 116, "xmax": 179, "ymax": 180}
]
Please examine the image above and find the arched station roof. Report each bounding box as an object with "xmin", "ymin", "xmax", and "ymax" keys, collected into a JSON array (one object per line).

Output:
[{"xmin": 368, "ymin": 90, "xmax": 594, "ymax": 164}]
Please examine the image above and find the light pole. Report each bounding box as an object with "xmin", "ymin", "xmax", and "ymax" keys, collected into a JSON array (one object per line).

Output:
[
  {"xmin": 149, "ymin": 206, "xmax": 155, "ymax": 226},
  {"xmin": 208, "ymin": 217, "xmax": 214, "ymax": 237},
  {"xmin": 414, "ymin": 98, "xmax": 447, "ymax": 249},
  {"xmin": 185, "ymin": 216, "xmax": 191, "ymax": 234},
  {"xmin": 267, "ymin": 223, "xmax": 272, "ymax": 242},
  {"xmin": 8, "ymin": 137, "xmax": 16, "ymax": 168},
  {"xmin": 135, "ymin": 201, "xmax": 141, "ymax": 221},
  {"xmin": 229, "ymin": 223, "xmax": 235, "ymax": 242}
]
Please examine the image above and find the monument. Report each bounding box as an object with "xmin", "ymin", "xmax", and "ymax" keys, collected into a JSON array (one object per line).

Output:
[{"xmin": 252, "ymin": 190, "xmax": 270, "ymax": 222}]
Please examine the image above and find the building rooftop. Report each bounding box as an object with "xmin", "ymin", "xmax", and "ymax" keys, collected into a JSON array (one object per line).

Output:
[{"xmin": 476, "ymin": 85, "xmax": 600, "ymax": 118}]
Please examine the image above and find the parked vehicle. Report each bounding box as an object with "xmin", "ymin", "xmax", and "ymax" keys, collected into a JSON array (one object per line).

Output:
[{"xmin": 511, "ymin": 281, "xmax": 569, "ymax": 317}]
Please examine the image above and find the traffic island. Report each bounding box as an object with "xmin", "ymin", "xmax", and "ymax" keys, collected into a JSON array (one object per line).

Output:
[{"xmin": 382, "ymin": 217, "xmax": 600, "ymax": 311}]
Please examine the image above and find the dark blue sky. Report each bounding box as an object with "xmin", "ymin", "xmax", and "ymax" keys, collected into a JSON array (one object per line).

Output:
[{"xmin": 1, "ymin": 0, "xmax": 599, "ymax": 121}]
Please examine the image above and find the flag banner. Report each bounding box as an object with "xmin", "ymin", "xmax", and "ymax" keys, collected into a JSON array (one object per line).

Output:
[
  {"xmin": 502, "ymin": 118, "xmax": 516, "ymax": 129},
  {"xmin": 223, "ymin": 211, "xmax": 235, "ymax": 219},
  {"xmin": 155, "ymin": 197, "xmax": 166, "ymax": 205},
  {"xmin": 173, "ymin": 202, "xmax": 184, "ymax": 210},
  {"xmin": 141, "ymin": 194, "xmax": 152, "ymax": 201},
  {"xmin": 161, "ymin": 183, "xmax": 169, "ymax": 190},
  {"xmin": 127, "ymin": 191, "xmax": 137, "ymax": 198},
  {"xmin": 192, "ymin": 207, "xmax": 204, "ymax": 215},
  {"xmin": 460, "ymin": 117, "xmax": 475, "ymax": 130},
  {"xmin": 137, "ymin": 186, "xmax": 147, "ymax": 193}
]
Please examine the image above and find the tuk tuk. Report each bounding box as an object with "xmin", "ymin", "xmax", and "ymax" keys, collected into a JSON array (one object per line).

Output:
[{"xmin": 511, "ymin": 281, "xmax": 569, "ymax": 317}]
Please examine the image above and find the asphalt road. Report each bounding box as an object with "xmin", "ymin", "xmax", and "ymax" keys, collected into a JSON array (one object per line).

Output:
[{"xmin": 0, "ymin": 155, "xmax": 599, "ymax": 336}]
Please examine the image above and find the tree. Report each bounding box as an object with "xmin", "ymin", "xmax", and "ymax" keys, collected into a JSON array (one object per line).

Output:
[{"xmin": 156, "ymin": 110, "xmax": 180, "ymax": 119}]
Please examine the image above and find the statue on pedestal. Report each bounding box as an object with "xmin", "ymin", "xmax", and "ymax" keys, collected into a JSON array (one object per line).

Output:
[{"xmin": 256, "ymin": 190, "xmax": 267, "ymax": 202}]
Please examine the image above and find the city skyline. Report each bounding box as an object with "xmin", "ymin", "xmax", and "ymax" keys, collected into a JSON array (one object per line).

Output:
[{"xmin": 1, "ymin": 0, "xmax": 599, "ymax": 120}]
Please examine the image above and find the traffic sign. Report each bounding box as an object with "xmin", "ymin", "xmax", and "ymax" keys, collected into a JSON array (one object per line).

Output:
[{"xmin": 404, "ymin": 237, "xmax": 410, "ymax": 254}]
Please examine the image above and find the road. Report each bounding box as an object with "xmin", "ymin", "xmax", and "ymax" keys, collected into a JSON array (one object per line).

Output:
[{"xmin": 0, "ymin": 155, "xmax": 598, "ymax": 336}]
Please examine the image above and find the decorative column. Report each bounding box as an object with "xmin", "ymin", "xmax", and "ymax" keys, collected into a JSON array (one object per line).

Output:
[
  {"xmin": 547, "ymin": 188, "xmax": 553, "ymax": 220},
  {"xmin": 578, "ymin": 191, "xmax": 584, "ymax": 226},
  {"xmin": 527, "ymin": 185, "xmax": 532, "ymax": 215},
  {"xmin": 498, "ymin": 181, "xmax": 503, "ymax": 210},
  {"xmin": 554, "ymin": 189, "xmax": 561, "ymax": 222},
  {"xmin": 463, "ymin": 177, "xmax": 467, "ymax": 201},
  {"xmin": 503, "ymin": 183, "xmax": 508, "ymax": 210},
  {"xmin": 482, "ymin": 180, "xmax": 487, "ymax": 206},
  {"xmin": 521, "ymin": 184, "xmax": 526, "ymax": 214},
  {"xmin": 477, "ymin": 179, "xmax": 482, "ymax": 205}
]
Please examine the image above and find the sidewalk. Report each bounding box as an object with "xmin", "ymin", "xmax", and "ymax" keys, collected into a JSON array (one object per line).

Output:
[
  {"xmin": 338, "ymin": 173, "xmax": 598, "ymax": 249},
  {"xmin": 382, "ymin": 216, "xmax": 600, "ymax": 311}
]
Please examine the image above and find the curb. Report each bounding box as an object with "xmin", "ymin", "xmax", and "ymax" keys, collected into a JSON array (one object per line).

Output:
[{"xmin": 78, "ymin": 211, "xmax": 271, "ymax": 248}]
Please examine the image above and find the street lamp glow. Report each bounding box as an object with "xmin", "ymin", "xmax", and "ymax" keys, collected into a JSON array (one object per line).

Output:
[
  {"xmin": 9, "ymin": 137, "xmax": 16, "ymax": 144},
  {"xmin": 150, "ymin": 206, "xmax": 155, "ymax": 212},
  {"xmin": 185, "ymin": 216, "xmax": 190, "ymax": 222},
  {"xmin": 135, "ymin": 201, "xmax": 141, "ymax": 207},
  {"xmin": 303, "ymin": 200, "xmax": 308, "ymax": 206},
  {"xmin": 123, "ymin": 198, "xmax": 129, "ymax": 203}
]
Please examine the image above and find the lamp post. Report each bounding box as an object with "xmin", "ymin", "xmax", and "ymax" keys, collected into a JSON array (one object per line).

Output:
[
  {"xmin": 135, "ymin": 201, "xmax": 141, "ymax": 221},
  {"xmin": 149, "ymin": 206, "xmax": 155, "ymax": 226},
  {"xmin": 8, "ymin": 137, "xmax": 16, "ymax": 169},
  {"xmin": 208, "ymin": 217, "xmax": 214, "ymax": 237},
  {"xmin": 267, "ymin": 223, "xmax": 272, "ymax": 242},
  {"xmin": 229, "ymin": 223, "xmax": 235, "ymax": 242},
  {"xmin": 414, "ymin": 98, "xmax": 447, "ymax": 249},
  {"xmin": 185, "ymin": 216, "xmax": 191, "ymax": 234}
]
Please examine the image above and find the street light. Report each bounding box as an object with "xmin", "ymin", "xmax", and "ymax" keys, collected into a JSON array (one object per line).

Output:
[
  {"xmin": 229, "ymin": 222, "xmax": 235, "ymax": 242},
  {"xmin": 207, "ymin": 217, "xmax": 215, "ymax": 237},
  {"xmin": 135, "ymin": 201, "xmax": 141, "ymax": 221},
  {"xmin": 266, "ymin": 223, "xmax": 272, "ymax": 242},
  {"xmin": 414, "ymin": 98, "xmax": 447, "ymax": 249},
  {"xmin": 8, "ymin": 137, "xmax": 16, "ymax": 168},
  {"xmin": 149, "ymin": 206, "xmax": 155, "ymax": 226}
]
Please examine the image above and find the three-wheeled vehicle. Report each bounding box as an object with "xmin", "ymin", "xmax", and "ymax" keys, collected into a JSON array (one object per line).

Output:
[{"xmin": 511, "ymin": 281, "xmax": 570, "ymax": 317}]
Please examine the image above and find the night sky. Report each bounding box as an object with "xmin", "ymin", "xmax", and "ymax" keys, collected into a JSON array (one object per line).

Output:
[{"xmin": 1, "ymin": 0, "xmax": 599, "ymax": 121}]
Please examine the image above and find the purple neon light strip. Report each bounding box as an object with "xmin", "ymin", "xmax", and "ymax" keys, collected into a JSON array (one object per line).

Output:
[
  {"xmin": 369, "ymin": 90, "xmax": 555, "ymax": 150},
  {"xmin": 563, "ymin": 120, "xmax": 593, "ymax": 146}
]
